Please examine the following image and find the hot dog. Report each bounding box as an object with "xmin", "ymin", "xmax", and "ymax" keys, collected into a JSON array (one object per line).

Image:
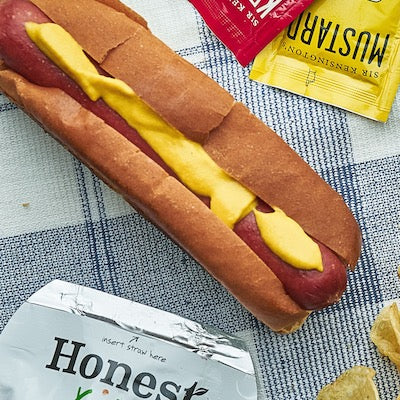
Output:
[{"xmin": 0, "ymin": 0, "xmax": 362, "ymax": 332}]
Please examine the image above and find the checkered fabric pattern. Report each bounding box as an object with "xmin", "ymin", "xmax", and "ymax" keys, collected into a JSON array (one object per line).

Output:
[{"xmin": 1, "ymin": 0, "xmax": 399, "ymax": 398}]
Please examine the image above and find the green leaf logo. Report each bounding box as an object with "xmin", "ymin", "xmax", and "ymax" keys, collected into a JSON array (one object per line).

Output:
[{"xmin": 74, "ymin": 387, "xmax": 93, "ymax": 400}]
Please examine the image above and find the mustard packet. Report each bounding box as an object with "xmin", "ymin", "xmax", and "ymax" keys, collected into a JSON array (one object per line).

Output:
[{"xmin": 250, "ymin": 0, "xmax": 400, "ymax": 122}]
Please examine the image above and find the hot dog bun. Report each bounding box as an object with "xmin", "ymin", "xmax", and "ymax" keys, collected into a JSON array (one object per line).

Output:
[
  {"xmin": 29, "ymin": 0, "xmax": 361, "ymax": 269},
  {"xmin": 0, "ymin": 67, "xmax": 310, "ymax": 332},
  {"xmin": 0, "ymin": 0, "xmax": 361, "ymax": 332}
]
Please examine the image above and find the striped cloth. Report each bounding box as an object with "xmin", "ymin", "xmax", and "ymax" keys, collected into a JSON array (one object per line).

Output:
[{"xmin": 1, "ymin": 0, "xmax": 399, "ymax": 398}]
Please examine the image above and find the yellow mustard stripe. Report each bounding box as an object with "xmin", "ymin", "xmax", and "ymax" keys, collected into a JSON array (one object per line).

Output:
[
  {"xmin": 26, "ymin": 22, "xmax": 323, "ymax": 271},
  {"xmin": 254, "ymin": 208, "xmax": 322, "ymax": 271}
]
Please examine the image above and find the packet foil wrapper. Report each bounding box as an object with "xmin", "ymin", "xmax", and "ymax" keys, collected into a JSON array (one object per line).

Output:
[
  {"xmin": 250, "ymin": 0, "xmax": 400, "ymax": 122},
  {"xmin": 189, "ymin": 0, "xmax": 315, "ymax": 66},
  {"xmin": 0, "ymin": 280, "xmax": 258, "ymax": 399}
]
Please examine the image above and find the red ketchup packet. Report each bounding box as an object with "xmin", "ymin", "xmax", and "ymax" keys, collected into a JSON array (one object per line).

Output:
[{"xmin": 188, "ymin": 0, "xmax": 316, "ymax": 66}]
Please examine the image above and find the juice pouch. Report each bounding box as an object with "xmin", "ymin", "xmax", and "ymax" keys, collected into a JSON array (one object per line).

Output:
[
  {"xmin": 188, "ymin": 0, "xmax": 316, "ymax": 66},
  {"xmin": 250, "ymin": 0, "xmax": 400, "ymax": 122},
  {"xmin": 0, "ymin": 280, "xmax": 258, "ymax": 399}
]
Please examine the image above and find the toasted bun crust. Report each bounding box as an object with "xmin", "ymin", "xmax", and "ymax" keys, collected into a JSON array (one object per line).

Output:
[
  {"xmin": 30, "ymin": 0, "xmax": 140, "ymax": 63},
  {"xmin": 204, "ymin": 103, "xmax": 362, "ymax": 268},
  {"xmin": 94, "ymin": 0, "xmax": 148, "ymax": 29},
  {"xmin": 28, "ymin": 0, "xmax": 361, "ymax": 270},
  {"xmin": 30, "ymin": 0, "xmax": 235, "ymax": 143},
  {"xmin": 0, "ymin": 0, "xmax": 363, "ymax": 332},
  {"xmin": 0, "ymin": 68, "xmax": 310, "ymax": 332}
]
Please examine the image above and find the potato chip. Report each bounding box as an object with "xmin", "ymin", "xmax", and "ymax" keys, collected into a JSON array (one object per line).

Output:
[
  {"xmin": 370, "ymin": 302, "xmax": 400, "ymax": 370},
  {"xmin": 316, "ymin": 366, "xmax": 379, "ymax": 400}
]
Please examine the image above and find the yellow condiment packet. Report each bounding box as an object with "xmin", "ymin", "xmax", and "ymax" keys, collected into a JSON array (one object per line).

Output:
[{"xmin": 250, "ymin": 0, "xmax": 400, "ymax": 122}]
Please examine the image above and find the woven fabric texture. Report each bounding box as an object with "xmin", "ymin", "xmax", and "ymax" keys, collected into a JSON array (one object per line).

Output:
[{"xmin": 0, "ymin": 0, "xmax": 399, "ymax": 398}]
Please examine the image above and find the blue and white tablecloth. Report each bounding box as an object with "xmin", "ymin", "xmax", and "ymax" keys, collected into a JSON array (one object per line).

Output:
[{"xmin": 0, "ymin": 1, "xmax": 399, "ymax": 398}]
